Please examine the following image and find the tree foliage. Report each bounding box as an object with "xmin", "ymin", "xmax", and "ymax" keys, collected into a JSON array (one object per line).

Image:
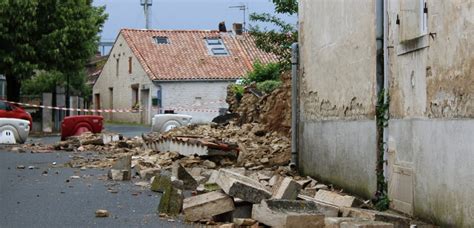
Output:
[
  {"xmin": 0, "ymin": 0, "xmax": 107, "ymax": 101},
  {"xmin": 243, "ymin": 61, "xmax": 281, "ymax": 85},
  {"xmin": 272, "ymin": 0, "xmax": 298, "ymax": 15},
  {"xmin": 21, "ymin": 70, "xmax": 90, "ymax": 97},
  {"xmin": 249, "ymin": 13, "xmax": 297, "ymax": 69}
]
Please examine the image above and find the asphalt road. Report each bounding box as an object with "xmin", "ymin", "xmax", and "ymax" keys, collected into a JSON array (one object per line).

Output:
[
  {"xmin": 26, "ymin": 123, "xmax": 152, "ymax": 145},
  {"xmin": 0, "ymin": 124, "xmax": 190, "ymax": 228}
]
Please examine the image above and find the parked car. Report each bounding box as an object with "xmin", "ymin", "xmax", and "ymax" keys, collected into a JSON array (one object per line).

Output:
[
  {"xmin": 151, "ymin": 114, "xmax": 192, "ymax": 133},
  {"xmin": 0, "ymin": 118, "xmax": 30, "ymax": 144},
  {"xmin": 0, "ymin": 100, "xmax": 32, "ymax": 129},
  {"xmin": 61, "ymin": 115, "xmax": 103, "ymax": 140}
]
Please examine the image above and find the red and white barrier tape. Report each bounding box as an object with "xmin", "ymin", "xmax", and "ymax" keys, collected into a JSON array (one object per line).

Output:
[
  {"xmin": 3, "ymin": 100, "xmax": 227, "ymax": 114},
  {"xmin": 3, "ymin": 100, "xmax": 141, "ymax": 113}
]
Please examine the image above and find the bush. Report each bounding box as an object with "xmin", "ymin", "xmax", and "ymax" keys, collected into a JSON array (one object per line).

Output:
[
  {"xmin": 231, "ymin": 84, "xmax": 244, "ymax": 101},
  {"xmin": 243, "ymin": 61, "xmax": 281, "ymax": 85},
  {"xmin": 256, "ymin": 80, "xmax": 282, "ymax": 94}
]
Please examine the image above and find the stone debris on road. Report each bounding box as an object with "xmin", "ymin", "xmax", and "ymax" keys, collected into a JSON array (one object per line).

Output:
[
  {"xmin": 6, "ymin": 78, "xmax": 430, "ymax": 228},
  {"xmin": 95, "ymin": 209, "xmax": 110, "ymax": 218}
]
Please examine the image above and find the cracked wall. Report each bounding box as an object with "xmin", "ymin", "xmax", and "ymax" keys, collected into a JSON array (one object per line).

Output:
[
  {"xmin": 388, "ymin": 0, "xmax": 474, "ymax": 119},
  {"xmin": 299, "ymin": 0, "xmax": 377, "ymax": 122},
  {"xmin": 298, "ymin": 0, "xmax": 378, "ymax": 198}
]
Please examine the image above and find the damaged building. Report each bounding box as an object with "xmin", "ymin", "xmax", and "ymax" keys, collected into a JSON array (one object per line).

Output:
[{"xmin": 298, "ymin": 0, "xmax": 473, "ymax": 226}]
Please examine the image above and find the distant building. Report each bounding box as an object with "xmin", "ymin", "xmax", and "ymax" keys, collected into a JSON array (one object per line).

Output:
[{"xmin": 93, "ymin": 27, "xmax": 276, "ymax": 124}]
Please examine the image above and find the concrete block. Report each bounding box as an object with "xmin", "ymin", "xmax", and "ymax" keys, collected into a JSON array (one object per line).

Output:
[
  {"xmin": 340, "ymin": 221, "xmax": 394, "ymax": 228},
  {"xmin": 107, "ymin": 169, "xmax": 130, "ymax": 181},
  {"xmin": 251, "ymin": 200, "xmax": 325, "ymax": 228},
  {"xmin": 172, "ymin": 161, "xmax": 198, "ymax": 190},
  {"xmin": 314, "ymin": 190, "xmax": 356, "ymax": 207},
  {"xmin": 111, "ymin": 155, "xmax": 131, "ymax": 180},
  {"xmin": 213, "ymin": 200, "xmax": 253, "ymax": 222},
  {"xmin": 183, "ymin": 191, "xmax": 235, "ymax": 222},
  {"xmin": 138, "ymin": 168, "xmax": 161, "ymax": 180},
  {"xmin": 151, "ymin": 173, "xmax": 183, "ymax": 216},
  {"xmin": 151, "ymin": 173, "xmax": 183, "ymax": 192},
  {"xmin": 325, "ymin": 217, "xmax": 368, "ymax": 228},
  {"xmin": 297, "ymin": 194, "xmax": 340, "ymax": 216},
  {"xmin": 216, "ymin": 169, "xmax": 271, "ymax": 204},
  {"xmin": 340, "ymin": 207, "xmax": 410, "ymax": 228},
  {"xmin": 206, "ymin": 170, "xmax": 220, "ymax": 184},
  {"xmin": 273, "ymin": 177, "xmax": 302, "ymax": 200},
  {"xmin": 102, "ymin": 133, "xmax": 121, "ymax": 145}
]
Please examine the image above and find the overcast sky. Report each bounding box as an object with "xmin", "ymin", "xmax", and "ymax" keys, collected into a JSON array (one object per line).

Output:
[{"xmin": 93, "ymin": 0, "xmax": 297, "ymax": 42}]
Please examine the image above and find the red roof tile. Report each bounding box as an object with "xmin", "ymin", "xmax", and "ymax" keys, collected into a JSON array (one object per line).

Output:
[{"xmin": 120, "ymin": 29, "xmax": 277, "ymax": 81}]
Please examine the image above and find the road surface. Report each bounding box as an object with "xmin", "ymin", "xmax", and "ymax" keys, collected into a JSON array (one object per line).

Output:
[{"xmin": 0, "ymin": 124, "xmax": 189, "ymax": 228}]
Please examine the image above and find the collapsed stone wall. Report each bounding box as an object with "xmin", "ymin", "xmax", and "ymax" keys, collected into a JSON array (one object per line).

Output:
[{"xmin": 227, "ymin": 72, "xmax": 292, "ymax": 137}]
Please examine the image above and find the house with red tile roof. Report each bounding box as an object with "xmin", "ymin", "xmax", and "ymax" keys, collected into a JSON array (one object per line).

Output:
[{"xmin": 92, "ymin": 28, "xmax": 276, "ymax": 124}]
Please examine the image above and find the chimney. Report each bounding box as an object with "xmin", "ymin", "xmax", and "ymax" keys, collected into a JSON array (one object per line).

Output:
[
  {"xmin": 233, "ymin": 23, "xmax": 243, "ymax": 35},
  {"xmin": 218, "ymin": 21, "xmax": 227, "ymax": 32}
]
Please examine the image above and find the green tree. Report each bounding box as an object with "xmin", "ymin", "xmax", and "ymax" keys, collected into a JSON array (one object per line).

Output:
[
  {"xmin": 0, "ymin": 0, "xmax": 107, "ymax": 101},
  {"xmin": 272, "ymin": 0, "xmax": 298, "ymax": 15},
  {"xmin": 249, "ymin": 13, "xmax": 297, "ymax": 69},
  {"xmin": 0, "ymin": 0, "xmax": 39, "ymax": 101},
  {"xmin": 249, "ymin": 0, "xmax": 298, "ymax": 70}
]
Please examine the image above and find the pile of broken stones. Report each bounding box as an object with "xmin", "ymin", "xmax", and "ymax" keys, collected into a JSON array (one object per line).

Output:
[{"xmin": 18, "ymin": 125, "xmax": 415, "ymax": 227}]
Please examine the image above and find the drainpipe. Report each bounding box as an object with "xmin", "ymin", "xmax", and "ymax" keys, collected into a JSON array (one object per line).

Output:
[
  {"xmin": 382, "ymin": 0, "xmax": 390, "ymax": 180},
  {"xmin": 290, "ymin": 43, "xmax": 299, "ymax": 170}
]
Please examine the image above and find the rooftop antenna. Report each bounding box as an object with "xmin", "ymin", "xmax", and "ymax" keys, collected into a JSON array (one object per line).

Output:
[
  {"xmin": 140, "ymin": 0, "xmax": 152, "ymax": 29},
  {"xmin": 229, "ymin": 3, "xmax": 248, "ymax": 31}
]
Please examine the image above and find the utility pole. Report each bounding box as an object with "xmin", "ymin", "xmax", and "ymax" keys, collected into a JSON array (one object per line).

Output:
[
  {"xmin": 229, "ymin": 4, "xmax": 248, "ymax": 31},
  {"xmin": 141, "ymin": 0, "xmax": 152, "ymax": 29}
]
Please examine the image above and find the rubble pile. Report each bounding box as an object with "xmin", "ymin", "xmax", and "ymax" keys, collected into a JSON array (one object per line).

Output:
[
  {"xmin": 227, "ymin": 72, "xmax": 292, "ymax": 137},
  {"xmin": 161, "ymin": 122, "xmax": 291, "ymax": 168}
]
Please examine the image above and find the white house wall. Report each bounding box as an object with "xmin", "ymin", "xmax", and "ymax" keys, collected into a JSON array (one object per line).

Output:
[
  {"xmin": 299, "ymin": 0, "xmax": 474, "ymax": 226},
  {"xmin": 92, "ymin": 34, "xmax": 153, "ymax": 124},
  {"xmin": 298, "ymin": 0, "xmax": 378, "ymax": 199},
  {"xmin": 158, "ymin": 81, "xmax": 233, "ymax": 123},
  {"xmin": 386, "ymin": 1, "xmax": 473, "ymax": 226}
]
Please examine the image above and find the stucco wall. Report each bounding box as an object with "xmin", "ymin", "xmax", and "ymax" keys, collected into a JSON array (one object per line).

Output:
[
  {"xmin": 386, "ymin": 1, "xmax": 474, "ymax": 226},
  {"xmin": 388, "ymin": 0, "xmax": 473, "ymax": 118},
  {"xmin": 93, "ymin": 34, "xmax": 153, "ymax": 124},
  {"xmin": 298, "ymin": 0, "xmax": 378, "ymax": 198}
]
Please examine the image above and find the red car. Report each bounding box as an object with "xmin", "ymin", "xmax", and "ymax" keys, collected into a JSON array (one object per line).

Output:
[
  {"xmin": 0, "ymin": 100, "xmax": 33, "ymax": 129},
  {"xmin": 61, "ymin": 115, "xmax": 103, "ymax": 140}
]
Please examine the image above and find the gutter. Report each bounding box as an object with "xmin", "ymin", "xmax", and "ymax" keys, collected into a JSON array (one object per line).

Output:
[{"xmin": 290, "ymin": 43, "xmax": 299, "ymax": 169}]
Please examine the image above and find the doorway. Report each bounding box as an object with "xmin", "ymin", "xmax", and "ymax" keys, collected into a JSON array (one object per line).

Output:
[
  {"xmin": 94, "ymin": 93, "xmax": 101, "ymax": 115},
  {"xmin": 140, "ymin": 89, "xmax": 150, "ymax": 124}
]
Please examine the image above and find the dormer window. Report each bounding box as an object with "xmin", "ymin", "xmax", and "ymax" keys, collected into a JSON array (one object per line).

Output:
[
  {"xmin": 211, "ymin": 48, "xmax": 228, "ymax": 56},
  {"xmin": 205, "ymin": 37, "xmax": 229, "ymax": 56},
  {"xmin": 206, "ymin": 38, "xmax": 222, "ymax": 45},
  {"xmin": 154, "ymin": 36, "xmax": 169, "ymax": 44}
]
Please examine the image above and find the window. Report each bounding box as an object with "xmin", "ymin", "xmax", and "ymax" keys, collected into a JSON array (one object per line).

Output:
[
  {"xmin": 205, "ymin": 37, "xmax": 229, "ymax": 56},
  {"xmin": 206, "ymin": 38, "xmax": 222, "ymax": 45},
  {"xmin": 131, "ymin": 84, "xmax": 139, "ymax": 108},
  {"xmin": 399, "ymin": 0, "xmax": 428, "ymax": 43},
  {"xmin": 154, "ymin": 36, "xmax": 169, "ymax": 44},
  {"xmin": 128, "ymin": 57, "xmax": 132, "ymax": 74},
  {"xmin": 397, "ymin": 0, "xmax": 429, "ymax": 54},
  {"xmin": 116, "ymin": 58, "xmax": 119, "ymax": 77},
  {"xmin": 211, "ymin": 48, "xmax": 228, "ymax": 56}
]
